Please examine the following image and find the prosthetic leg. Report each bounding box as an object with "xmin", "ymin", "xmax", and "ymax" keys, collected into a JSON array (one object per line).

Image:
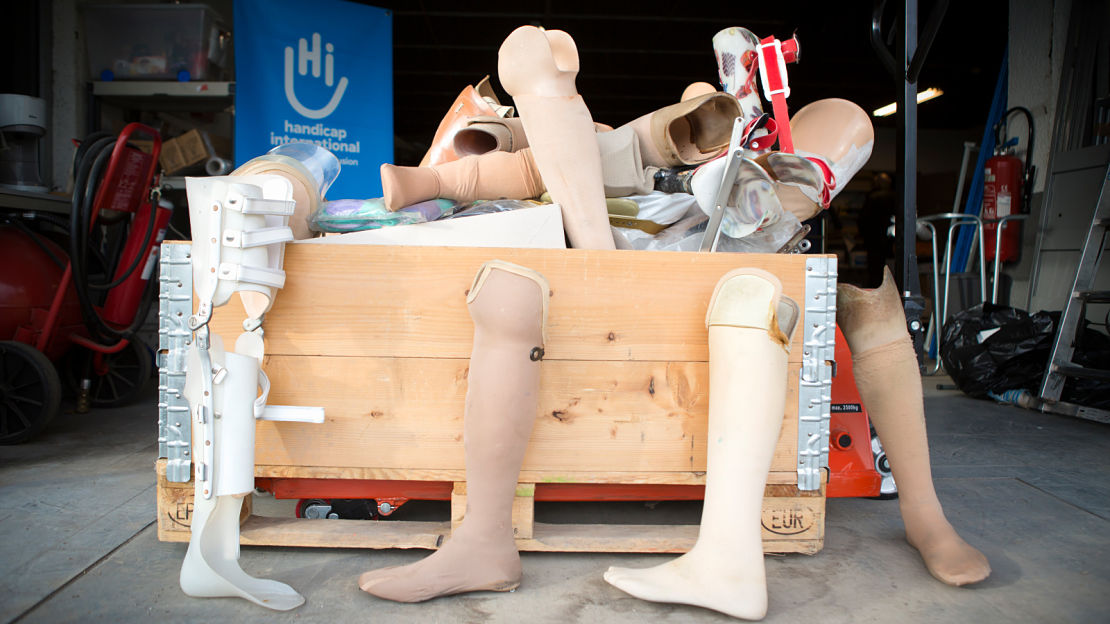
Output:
[
  {"xmin": 621, "ymin": 91, "xmax": 742, "ymax": 168},
  {"xmin": 379, "ymin": 129, "xmax": 652, "ymax": 210},
  {"xmin": 605, "ymin": 269, "xmax": 798, "ymax": 620},
  {"xmin": 838, "ymin": 269, "xmax": 990, "ymax": 586},
  {"xmin": 762, "ymin": 98, "xmax": 874, "ymax": 222},
  {"xmin": 359, "ymin": 260, "xmax": 549, "ymax": 602},
  {"xmin": 498, "ymin": 26, "xmax": 615, "ymax": 250},
  {"xmin": 712, "ymin": 27, "xmax": 765, "ymax": 126},
  {"xmin": 379, "ymin": 150, "xmax": 545, "ymax": 211},
  {"xmin": 179, "ymin": 174, "xmax": 324, "ymax": 610}
]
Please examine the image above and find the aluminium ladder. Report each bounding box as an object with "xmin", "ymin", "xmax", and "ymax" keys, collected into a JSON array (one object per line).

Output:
[{"xmin": 1038, "ymin": 163, "xmax": 1110, "ymax": 424}]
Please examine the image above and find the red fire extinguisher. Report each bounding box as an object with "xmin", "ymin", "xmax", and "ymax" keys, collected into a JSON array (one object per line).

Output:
[{"xmin": 982, "ymin": 107, "xmax": 1035, "ymax": 263}]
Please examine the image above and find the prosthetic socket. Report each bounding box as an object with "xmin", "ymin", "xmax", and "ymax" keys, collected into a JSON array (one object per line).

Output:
[{"xmin": 179, "ymin": 174, "xmax": 324, "ymax": 611}]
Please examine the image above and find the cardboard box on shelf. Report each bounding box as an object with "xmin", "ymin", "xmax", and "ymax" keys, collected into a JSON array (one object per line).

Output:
[{"xmin": 159, "ymin": 129, "xmax": 230, "ymax": 175}]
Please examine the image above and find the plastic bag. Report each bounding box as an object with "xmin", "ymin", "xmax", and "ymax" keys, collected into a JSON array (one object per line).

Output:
[
  {"xmin": 940, "ymin": 303, "xmax": 1110, "ymax": 407},
  {"xmin": 310, "ymin": 198, "xmax": 459, "ymax": 232}
]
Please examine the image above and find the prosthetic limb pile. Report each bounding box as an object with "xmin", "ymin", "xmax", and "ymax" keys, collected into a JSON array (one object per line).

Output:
[
  {"xmin": 359, "ymin": 260, "xmax": 550, "ymax": 602},
  {"xmin": 179, "ymin": 170, "xmax": 325, "ymax": 610},
  {"xmin": 838, "ymin": 269, "xmax": 991, "ymax": 586},
  {"xmin": 605, "ymin": 268, "xmax": 799, "ymax": 620}
]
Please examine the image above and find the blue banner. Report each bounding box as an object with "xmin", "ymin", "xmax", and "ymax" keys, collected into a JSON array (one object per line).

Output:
[{"xmin": 234, "ymin": 0, "xmax": 392, "ymax": 198}]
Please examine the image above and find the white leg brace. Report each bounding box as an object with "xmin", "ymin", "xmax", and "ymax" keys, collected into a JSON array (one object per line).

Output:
[{"xmin": 179, "ymin": 175, "xmax": 323, "ymax": 611}]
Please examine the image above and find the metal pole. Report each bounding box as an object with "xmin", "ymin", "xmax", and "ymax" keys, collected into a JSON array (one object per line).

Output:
[{"xmin": 895, "ymin": 0, "xmax": 927, "ymax": 358}]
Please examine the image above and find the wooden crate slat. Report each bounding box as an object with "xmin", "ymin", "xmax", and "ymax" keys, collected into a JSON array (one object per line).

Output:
[
  {"xmin": 204, "ymin": 245, "xmax": 816, "ymax": 362},
  {"xmin": 256, "ymin": 356, "xmax": 801, "ymax": 476}
]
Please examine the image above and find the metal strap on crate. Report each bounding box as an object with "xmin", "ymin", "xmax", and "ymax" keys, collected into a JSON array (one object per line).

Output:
[
  {"xmin": 158, "ymin": 243, "xmax": 193, "ymax": 483},
  {"xmin": 797, "ymin": 256, "xmax": 836, "ymax": 490}
]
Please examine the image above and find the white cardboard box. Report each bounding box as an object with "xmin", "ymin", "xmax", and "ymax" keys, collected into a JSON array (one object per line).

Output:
[{"xmin": 301, "ymin": 203, "xmax": 566, "ymax": 249}]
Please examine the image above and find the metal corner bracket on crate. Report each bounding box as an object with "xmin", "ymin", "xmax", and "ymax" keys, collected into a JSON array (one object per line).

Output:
[
  {"xmin": 797, "ymin": 256, "xmax": 836, "ymax": 491},
  {"xmin": 158, "ymin": 242, "xmax": 194, "ymax": 483}
]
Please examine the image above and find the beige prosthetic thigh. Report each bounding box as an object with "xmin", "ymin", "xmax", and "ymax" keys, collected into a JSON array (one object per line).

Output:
[
  {"xmin": 359, "ymin": 260, "xmax": 549, "ymax": 602},
  {"xmin": 604, "ymin": 268, "xmax": 797, "ymax": 620},
  {"xmin": 498, "ymin": 26, "xmax": 615, "ymax": 249},
  {"xmin": 838, "ymin": 268, "xmax": 990, "ymax": 586}
]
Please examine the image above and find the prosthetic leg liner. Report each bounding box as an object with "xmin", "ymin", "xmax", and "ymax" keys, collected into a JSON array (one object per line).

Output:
[
  {"xmin": 498, "ymin": 26, "xmax": 615, "ymax": 249},
  {"xmin": 359, "ymin": 260, "xmax": 549, "ymax": 602},
  {"xmin": 838, "ymin": 268, "xmax": 990, "ymax": 587},
  {"xmin": 605, "ymin": 268, "xmax": 797, "ymax": 620}
]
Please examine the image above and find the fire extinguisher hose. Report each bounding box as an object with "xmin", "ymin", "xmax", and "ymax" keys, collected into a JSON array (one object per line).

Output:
[{"xmin": 68, "ymin": 133, "xmax": 161, "ymax": 343}]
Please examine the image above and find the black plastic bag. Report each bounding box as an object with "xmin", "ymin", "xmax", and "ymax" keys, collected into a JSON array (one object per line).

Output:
[
  {"xmin": 940, "ymin": 304, "xmax": 1054, "ymax": 399},
  {"xmin": 940, "ymin": 303, "xmax": 1110, "ymax": 408}
]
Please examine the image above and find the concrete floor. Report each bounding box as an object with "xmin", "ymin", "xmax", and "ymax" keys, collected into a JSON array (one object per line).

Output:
[{"xmin": 2, "ymin": 377, "xmax": 1108, "ymax": 623}]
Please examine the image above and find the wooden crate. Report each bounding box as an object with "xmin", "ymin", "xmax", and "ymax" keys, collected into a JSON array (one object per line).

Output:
[{"xmin": 157, "ymin": 243, "xmax": 833, "ymax": 554}]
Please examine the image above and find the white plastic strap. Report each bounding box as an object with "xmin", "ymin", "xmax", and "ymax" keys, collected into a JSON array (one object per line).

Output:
[
  {"xmin": 260, "ymin": 405, "xmax": 326, "ymax": 423},
  {"xmin": 217, "ymin": 262, "xmax": 287, "ymax": 289},
  {"xmin": 221, "ymin": 226, "xmax": 294, "ymax": 249},
  {"xmin": 253, "ymin": 368, "xmax": 272, "ymax": 419},
  {"xmin": 239, "ymin": 196, "xmax": 296, "ymax": 216}
]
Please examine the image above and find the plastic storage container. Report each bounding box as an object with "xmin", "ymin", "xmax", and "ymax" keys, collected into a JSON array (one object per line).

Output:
[{"xmin": 83, "ymin": 4, "xmax": 229, "ymax": 81}]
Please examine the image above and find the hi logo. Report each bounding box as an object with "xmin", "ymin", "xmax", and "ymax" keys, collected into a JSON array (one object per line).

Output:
[{"xmin": 284, "ymin": 33, "xmax": 349, "ymax": 119}]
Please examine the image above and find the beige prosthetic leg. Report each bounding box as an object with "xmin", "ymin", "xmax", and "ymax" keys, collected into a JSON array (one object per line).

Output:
[
  {"xmin": 605, "ymin": 268, "xmax": 798, "ymax": 620},
  {"xmin": 381, "ymin": 129, "xmax": 652, "ymax": 209},
  {"xmin": 379, "ymin": 150, "xmax": 545, "ymax": 211},
  {"xmin": 838, "ymin": 268, "xmax": 990, "ymax": 586},
  {"xmin": 359, "ymin": 260, "xmax": 549, "ymax": 602},
  {"xmin": 498, "ymin": 26, "xmax": 614, "ymax": 250}
]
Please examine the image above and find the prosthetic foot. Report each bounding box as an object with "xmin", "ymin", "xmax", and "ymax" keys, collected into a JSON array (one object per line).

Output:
[
  {"xmin": 605, "ymin": 269, "xmax": 798, "ymax": 620},
  {"xmin": 498, "ymin": 25, "xmax": 614, "ymax": 249},
  {"xmin": 179, "ymin": 175, "xmax": 324, "ymax": 610},
  {"xmin": 359, "ymin": 260, "xmax": 549, "ymax": 602},
  {"xmin": 838, "ymin": 268, "xmax": 990, "ymax": 587},
  {"xmin": 622, "ymin": 91, "xmax": 742, "ymax": 168}
]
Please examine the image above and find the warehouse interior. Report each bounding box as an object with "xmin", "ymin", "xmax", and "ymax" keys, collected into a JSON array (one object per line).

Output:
[{"xmin": 1, "ymin": 1, "xmax": 1108, "ymax": 622}]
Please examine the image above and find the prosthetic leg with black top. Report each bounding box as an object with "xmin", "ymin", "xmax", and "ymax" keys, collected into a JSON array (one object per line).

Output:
[
  {"xmin": 604, "ymin": 268, "xmax": 798, "ymax": 620},
  {"xmin": 358, "ymin": 260, "xmax": 549, "ymax": 602},
  {"xmin": 838, "ymin": 268, "xmax": 990, "ymax": 586}
]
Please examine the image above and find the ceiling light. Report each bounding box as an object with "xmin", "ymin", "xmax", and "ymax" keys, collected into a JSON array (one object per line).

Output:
[{"xmin": 872, "ymin": 88, "xmax": 944, "ymax": 117}]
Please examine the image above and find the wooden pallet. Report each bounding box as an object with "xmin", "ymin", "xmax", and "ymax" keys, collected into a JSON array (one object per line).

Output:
[
  {"xmin": 157, "ymin": 244, "xmax": 833, "ymax": 554},
  {"xmin": 157, "ymin": 460, "xmax": 826, "ymax": 554}
]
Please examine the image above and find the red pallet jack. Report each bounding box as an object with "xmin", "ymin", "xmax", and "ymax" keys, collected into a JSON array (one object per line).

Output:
[
  {"xmin": 0, "ymin": 123, "xmax": 169, "ymax": 444},
  {"xmin": 254, "ymin": 326, "xmax": 894, "ymax": 520}
]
